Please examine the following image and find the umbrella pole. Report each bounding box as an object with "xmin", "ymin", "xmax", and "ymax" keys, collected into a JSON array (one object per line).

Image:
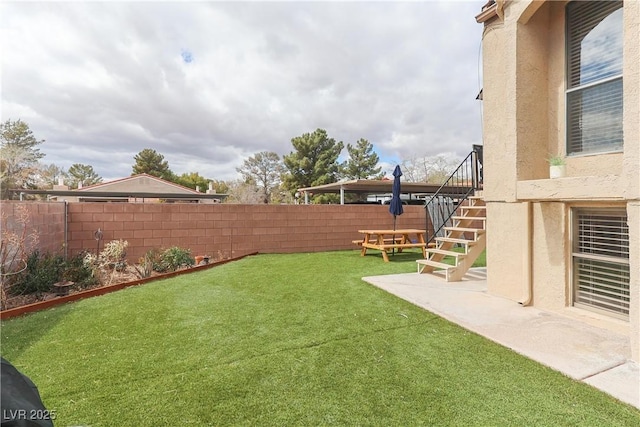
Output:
[{"xmin": 392, "ymin": 215, "xmax": 396, "ymax": 255}]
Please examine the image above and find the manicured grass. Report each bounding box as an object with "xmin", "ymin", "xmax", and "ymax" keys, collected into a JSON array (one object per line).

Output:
[{"xmin": 2, "ymin": 251, "xmax": 638, "ymax": 426}]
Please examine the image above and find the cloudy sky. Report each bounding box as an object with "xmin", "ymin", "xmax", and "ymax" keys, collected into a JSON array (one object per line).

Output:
[{"xmin": 1, "ymin": 0, "xmax": 484, "ymax": 182}]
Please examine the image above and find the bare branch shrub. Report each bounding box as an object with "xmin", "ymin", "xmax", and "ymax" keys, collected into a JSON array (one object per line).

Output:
[
  {"xmin": 1, "ymin": 205, "xmax": 39, "ymax": 309},
  {"xmin": 83, "ymin": 239, "xmax": 129, "ymax": 285}
]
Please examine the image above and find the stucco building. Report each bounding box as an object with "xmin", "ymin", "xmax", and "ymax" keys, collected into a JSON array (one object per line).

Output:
[{"xmin": 476, "ymin": 0, "xmax": 639, "ymax": 362}]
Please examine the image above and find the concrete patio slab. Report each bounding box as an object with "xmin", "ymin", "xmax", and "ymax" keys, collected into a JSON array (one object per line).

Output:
[{"xmin": 362, "ymin": 268, "xmax": 639, "ymax": 409}]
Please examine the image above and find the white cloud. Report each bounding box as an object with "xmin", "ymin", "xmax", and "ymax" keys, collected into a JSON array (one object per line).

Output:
[{"xmin": 1, "ymin": 1, "xmax": 484, "ymax": 181}]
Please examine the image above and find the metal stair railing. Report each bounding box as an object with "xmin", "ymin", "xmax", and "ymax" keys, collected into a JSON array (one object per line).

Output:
[{"xmin": 424, "ymin": 150, "xmax": 481, "ymax": 244}]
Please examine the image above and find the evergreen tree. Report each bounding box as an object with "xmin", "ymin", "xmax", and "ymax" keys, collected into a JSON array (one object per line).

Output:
[
  {"xmin": 342, "ymin": 138, "xmax": 383, "ymax": 180},
  {"xmin": 282, "ymin": 129, "xmax": 344, "ymax": 198},
  {"xmin": 132, "ymin": 148, "xmax": 174, "ymax": 181},
  {"xmin": 67, "ymin": 163, "xmax": 103, "ymax": 188}
]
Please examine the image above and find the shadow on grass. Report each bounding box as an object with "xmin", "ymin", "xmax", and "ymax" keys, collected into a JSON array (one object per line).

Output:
[
  {"xmin": 0, "ymin": 304, "xmax": 73, "ymax": 361},
  {"xmin": 359, "ymin": 250, "xmax": 424, "ymax": 263}
]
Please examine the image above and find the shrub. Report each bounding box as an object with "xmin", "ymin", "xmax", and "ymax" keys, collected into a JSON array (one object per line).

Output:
[
  {"xmin": 1, "ymin": 205, "xmax": 39, "ymax": 309},
  {"xmin": 83, "ymin": 240, "xmax": 130, "ymax": 284},
  {"xmin": 100, "ymin": 239, "xmax": 128, "ymax": 271},
  {"xmin": 13, "ymin": 250, "xmax": 65, "ymax": 296},
  {"xmin": 156, "ymin": 247, "xmax": 195, "ymax": 272},
  {"xmin": 12, "ymin": 251, "xmax": 98, "ymax": 296},
  {"xmin": 62, "ymin": 252, "xmax": 98, "ymax": 288},
  {"xmin": 133, "ymin": 249, "xmax": 161, "ymax": 279}
]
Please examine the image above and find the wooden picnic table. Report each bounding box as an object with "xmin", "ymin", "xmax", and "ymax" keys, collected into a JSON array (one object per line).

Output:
[{"xmin": 356, "ymin": 229, "xmax": 427, "ymax": 262}]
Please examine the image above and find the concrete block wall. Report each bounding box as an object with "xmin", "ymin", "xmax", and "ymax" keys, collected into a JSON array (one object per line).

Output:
[
  {"xmin": 0, "ymin": 201, "xmax": 66, "ymax": 257},
  {"xmin": 66, "ymin": 203, "xmax": 430, "ymax": 261}
]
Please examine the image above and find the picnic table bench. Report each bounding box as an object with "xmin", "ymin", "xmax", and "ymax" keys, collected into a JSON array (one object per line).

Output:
[
  {"xmin": 352, "ymin": 237, "xmax": 403, "ymax": 246},
  {"xmin": 357, "ymin": 229, "xmax": 427, "ymax": 262}
]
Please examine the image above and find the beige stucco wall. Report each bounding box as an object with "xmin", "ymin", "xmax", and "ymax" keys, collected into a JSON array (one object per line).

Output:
[
  {"xmin": 485, "ymin": 202, "xmax": 528, "ymax": 301},
  {"xmin": 530, "ymin": 202, "xmax": 568, "ymax": 310},
  {"xmin": 480, "ymin": 0, "xmax": 640, "ymax": 362},
  {"xmin": 625, "ymin": 0, "xmax": 640, "ymax": 362}
]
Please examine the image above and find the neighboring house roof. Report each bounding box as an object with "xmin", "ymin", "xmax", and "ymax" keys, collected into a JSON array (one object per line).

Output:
[
  {"xmin": 13, "ymin": 174, "xmax": 227, "ymax": 202},
  {"xmin": 78, "ymin": 174, "xmax": 204, "ymax": 195}
]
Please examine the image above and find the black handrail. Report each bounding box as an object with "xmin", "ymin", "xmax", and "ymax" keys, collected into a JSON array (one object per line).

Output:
[{"xmin": 424, "ymin": 150, "xmax": 481, "ymax": 244}]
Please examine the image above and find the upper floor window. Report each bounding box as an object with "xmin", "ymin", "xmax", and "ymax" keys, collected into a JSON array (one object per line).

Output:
[{"xmin": 566, "ymin": 1, "xmax": 623, "ymax": 155}]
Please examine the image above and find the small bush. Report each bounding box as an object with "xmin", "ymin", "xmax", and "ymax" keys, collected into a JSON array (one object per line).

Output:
[
  {"xmin": 62, "ymin": 252, "xmax": 98, "ymax": 288},
  {"xmin": 12, "ymin": 251, "xmax": 98, "ymax": 296},
  {"xmin": 14, "ymin": 250, "xmax": 65, "ymax": 295},
  {"xmin": 100, "ymin": 239, "xmax": 128, "ymax": 271},
  {"xmin": 83, "ymin": 240, "xmax": 130, "ymax": 285},
  {"xmin": 156, "ymin": 247, "xmax": 195, "ymax": 272},
  {"xmin": 133, "ymin": 249, "xmax": 162, "ymax": 279}
]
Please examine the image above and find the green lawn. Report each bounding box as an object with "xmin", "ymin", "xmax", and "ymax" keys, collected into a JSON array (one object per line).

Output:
[
  {"xmin": 442, "ymin": 246, "xmax": 486, "ymax": 267},
  {"xmin": 2, "ymin": 250, "xmax": 638, "ymax": 426}
]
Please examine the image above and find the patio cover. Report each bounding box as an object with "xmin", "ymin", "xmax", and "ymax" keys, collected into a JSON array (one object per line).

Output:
[{"xmin": 297, "ymin": 179, "xmax": 446, "ymax": 204}]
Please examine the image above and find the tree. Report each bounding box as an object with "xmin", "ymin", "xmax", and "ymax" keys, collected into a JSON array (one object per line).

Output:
[
  {"xmin": 400, "ymin": 155, "xmax": 428, "ymax": 182},
  {"xmin": 425, "ymin": 154, "xmax": 460, "ymax": 184},
  {"xmin": 342, "ymin": 138, "xmax": 383, "ymax": 180},
  {"xmin": 224, "ymin": 180, "xmax": 263, "ymax": 204},
  {"xmin": 209, "ymin": 180, "xmax": 230, "ymax": 195},
  {"xmin": 0, "ymin": 119, "xmax": 46, "ymax": 199},
  {"xmin": 270, "ymin": 182, "xmax": 296, "ymax": 204},
  {"xmin": 236, "ymin": 151, "xmax": 285, "ymax": 204},
  {"xmin": 400, "ymin": 153, "xmax": 460, "ymax": 184},
  {"xmin": 132, "ymin": 148, "xmax": 174, "ymax": 180},
  {"xmin": 35, "ymin": 163, "xmax": 68, "ymax": 189},
  {"xmin": 67, "ymin": 163, "xmax": 102, "ymax": 188},
  {"xmin": 1, "ymin": 146, "xmax": 32, "ymax": 199},
  {"xmin": 174, "ymin": 172, "xmax": 212, "ymax": 192},
  {"xmin": 282, "ymin": 129, "xmax": 344, "ymax": 199}
]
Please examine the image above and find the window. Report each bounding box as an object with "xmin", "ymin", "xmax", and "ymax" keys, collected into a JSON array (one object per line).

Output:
[
  {"xmin": 572, "ymin": 208, "xmax": 629, "ymax": 319},
  {"xmin": 566, "ymin": 1, "xmax": 623, "ymax": 155}
]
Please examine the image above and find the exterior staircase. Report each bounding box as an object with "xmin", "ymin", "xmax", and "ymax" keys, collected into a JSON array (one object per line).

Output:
[
  {"xmin": 417, "ymin": 193, "xmax": 485, "ymax": 281},
  {"xmin": 415, "ymin": 148, "xmax": 484, "ymax": 282}
]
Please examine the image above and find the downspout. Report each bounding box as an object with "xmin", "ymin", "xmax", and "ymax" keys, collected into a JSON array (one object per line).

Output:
[
  {"xmin": 519, "ymin": 201, "xmax": 533, "ymax": 306},
  {"xmin": 340, "ymin": 185, "xmax": 344, "ymax": 205},
  {"xmin": 64, "ymin": 201, "xmax": 69, "ymax": 259}
]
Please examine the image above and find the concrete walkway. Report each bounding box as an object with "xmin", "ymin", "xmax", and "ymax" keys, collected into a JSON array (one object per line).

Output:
[{"xmin": 363, "ymin": 268, "xmax": 639, "ymax": 409}]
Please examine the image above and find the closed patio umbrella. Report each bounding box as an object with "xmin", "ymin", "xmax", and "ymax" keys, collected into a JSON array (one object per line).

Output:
[{"xmin": 389, "ymin": 165, "xmax": 404, "ymax": 254}]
